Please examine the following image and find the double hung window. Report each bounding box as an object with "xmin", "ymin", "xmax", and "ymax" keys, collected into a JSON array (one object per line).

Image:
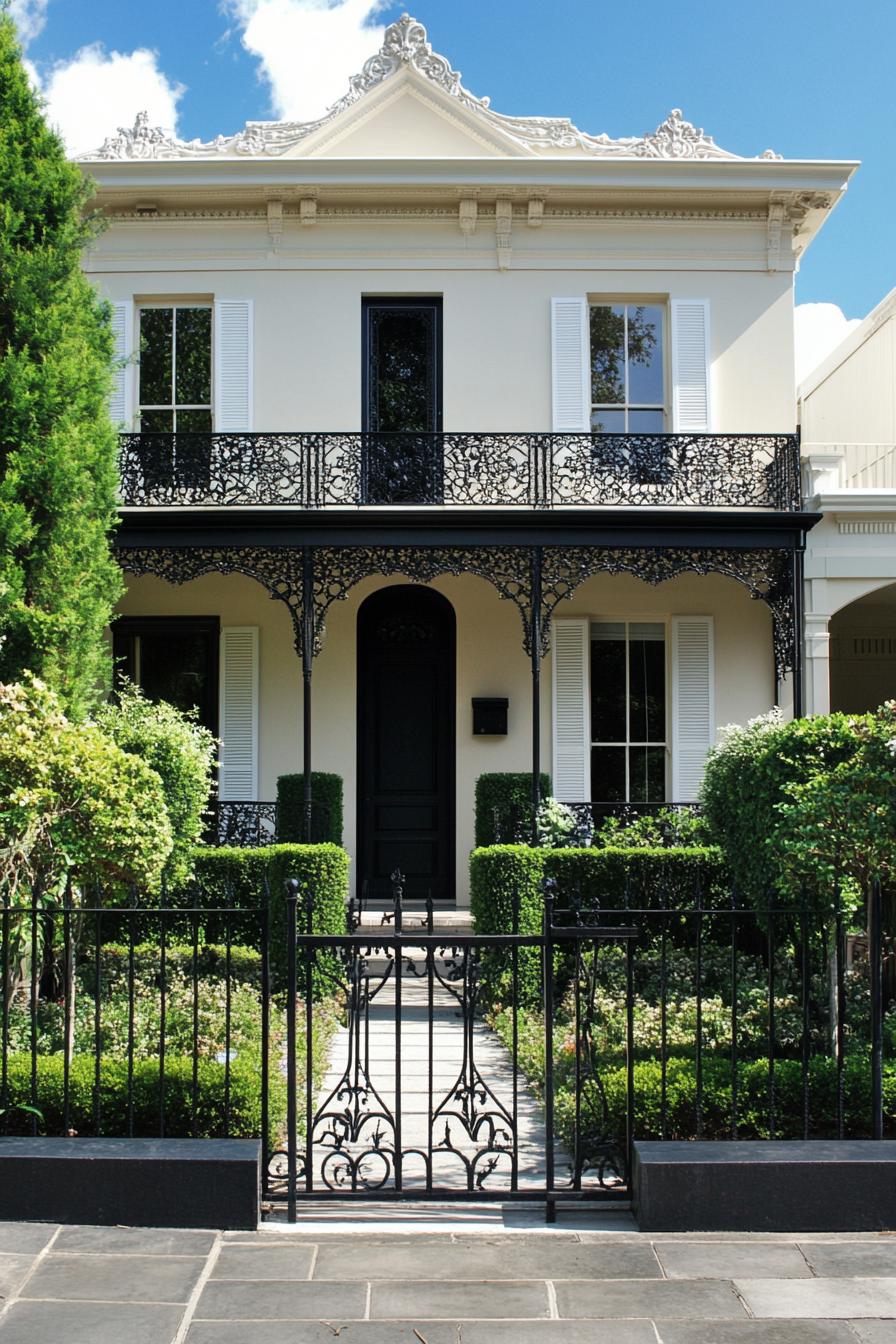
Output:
[
  {"xmin": 590, "ymin": 621, "xmax": 667, "ymax": 802},
  {"xmin": 589, "ymin": 303, "xmax": 666, "ymax": 433},
  {"xmin": 138, "ymin": 305, "xmax": 212, "ymax": 432}
]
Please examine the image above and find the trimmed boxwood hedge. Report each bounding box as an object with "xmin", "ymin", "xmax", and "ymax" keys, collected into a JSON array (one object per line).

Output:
[
  {"xmin": 470, "ymin": 843, "xmax": 728, "ymax": 1004},
  {"xmin": 474, "ymin": 773, "xmax": 551, "ymax": 847},
  {"xmin": 277, "ymin": 773, "xmax": 343, "ymax": 845},
  {"xmin": 191, "ymin": 843, "xmax": 348, "ymax": 991},
  {"xmin": 1, "ymin": 1052, "xmax": 286, "ymax": 1146}
]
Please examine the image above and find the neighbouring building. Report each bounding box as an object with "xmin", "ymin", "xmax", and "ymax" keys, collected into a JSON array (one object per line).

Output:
[
  {"xmin": 77, "ymin": 16, "xmax": 855, "ymax": 904},
  {"xmin": 800, "ymin": 287, "xmax": 896, "ymax": 715}
]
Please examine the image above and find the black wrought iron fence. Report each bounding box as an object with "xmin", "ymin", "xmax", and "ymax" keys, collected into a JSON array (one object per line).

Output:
[
  {"xmin": 203, "ymin": 800, "xmax": 332, "ymax": 848},
  {"xmin": 118, "ymin": 431, "xmax": 801, "ymax": 510},
  {"xmin": 1, "ymin": 873, "xmax": 890, "ymax": 1224}
]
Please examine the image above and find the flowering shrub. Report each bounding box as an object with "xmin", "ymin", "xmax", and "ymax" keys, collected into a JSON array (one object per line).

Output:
[{"xmin": 536, "ymin": 797, "xmax": 577, "ymax": 848}]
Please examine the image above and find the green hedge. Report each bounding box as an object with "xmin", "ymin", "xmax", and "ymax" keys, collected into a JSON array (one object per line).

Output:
[
  {"xmin": 561, "ymin": 1055, "xmax": 896, "ymax": 1147},
  {"xmin": 82, "ymin": 943, "xmax": 263, "ymax": 993},
  {"xmin": 277, "ymin": 773, "xmax": 343, "ymax": 845},
  {"xmin": 474, "ymin": 773, "xmax": 551, "ymax": 847},
  {"xmin": 1, "ymin": 1052, "xmax": 285, "ymax": 1147},
  {"xmin": 471, "ymin": 844, "xmax": 728, "ymax": 1005},
  {"xmin": 192, "ymin": 844, "xmax": 348, "ymax": 992},
  {"xmin": 471, "ymin": 844, "xmax": 727, "ymax": 936}
]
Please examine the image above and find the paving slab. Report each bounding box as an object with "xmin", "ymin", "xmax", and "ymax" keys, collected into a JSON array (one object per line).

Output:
[
  {"xmin": 188, "ymin": 1325, "xmax": 460, "ymax": 1344},
  {"xmin": 369, "ymin": 1278, "xmax": 551, "ymax": 1319},
  {"xmin": 849, "ymin": 1324, "xmax": 896, "ymax": 1343},
  {"xmin": 213, "ymin": 1243, "xmax": 317, "ymax": 1279},
  {"xmin": 460, "ymin": 1326, "xmax": 657, "ymax": 1343},
  {"xmin": 736, "ymin": 1276, "xmax": 896, "ymax": 1318},
  {"xmin": 21, "ymin": 1251, "xmax": 206, "ymax": 1304},
  {"xmin": 655, "ymin": 1242, "xmax": 813, "ymax": 1279},
  {"xmin": 195, "ymin": 1278, "xmax": 367, "ymax": 1320},
  {"xmin": 53, "ymin": 1224, "xmax": 217, "ymax": 1256},
  {"xmin": 0, "ymin": 1299, "xmax": 185, "ymax": 1344},
  {"xmin": 313, "ymin": 1234, "xmax": 659, "ymax": 1281},
  {"xmin": 798, "ymin": 1241, "xmax": 896, "ymax": 1276},
  {"xmin": 0, "ymin": 1256, "xmax": 35, "ymax": 1301},
  {"xmin": 0, "ymin": 1223, "xmax": 57, "ymax": 1255},
  {"xmin": 654, "ymin": 1323, "xmax": 858, "ymax": 1343},
  {"xmin": 555, "ymin": 1278, "xmax": 748, "ymax": 1319}
]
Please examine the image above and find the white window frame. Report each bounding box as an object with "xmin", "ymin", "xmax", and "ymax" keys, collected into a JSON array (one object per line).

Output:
[
  {"xmin": 589, "ymin": 618, "xmax": 670, "ymax": 802},
  {"xmin": 589, "ymin": 300, "xmax": 669, "ymax": 432},
  {"xmin": 137, "ymin": 301, "xmax": 214, "ymax": 431}
]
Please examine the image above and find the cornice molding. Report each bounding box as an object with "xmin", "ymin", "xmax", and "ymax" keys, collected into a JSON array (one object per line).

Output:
[
  {"xmin": 104, "ymin": 203, "xmax": 772, "ymax": 224},
  {"xmin": 83, "ymin": 14, "xmax": 780, "ymax": 164}
]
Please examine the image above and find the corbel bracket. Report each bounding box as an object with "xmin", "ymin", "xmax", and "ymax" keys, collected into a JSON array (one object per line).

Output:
[{"xmin": 495, "ymin": 198, "xmax": 512, "ymax": 270}]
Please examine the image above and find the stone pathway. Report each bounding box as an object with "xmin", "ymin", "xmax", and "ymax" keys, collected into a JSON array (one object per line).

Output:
[
  {"xmin": 1, "ymin": 1220, "xmax": 896, "ymax": 1341},
  {"xmin": 310, "ymin": 924, "xmax": 571, "ymax": 1193}
]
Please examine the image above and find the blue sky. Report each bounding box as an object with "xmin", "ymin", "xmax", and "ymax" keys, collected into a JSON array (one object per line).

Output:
[{"xmin": 13, "ymin": 0, "xmax": 895, "ymax": 323}]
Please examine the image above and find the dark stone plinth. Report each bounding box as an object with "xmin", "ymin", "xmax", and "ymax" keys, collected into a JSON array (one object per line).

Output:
[
  {"xmin": 0, "ymin": 1138, "xmax": 260, "ymax": 1230},
  {"xmin": 633, "ymin": 1140, "xmax": 896, "ymax": 1232}
]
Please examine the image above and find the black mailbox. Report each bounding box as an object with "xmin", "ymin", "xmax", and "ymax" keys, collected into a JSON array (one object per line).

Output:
[{"xmin": 472, "ymin": 697, "xmax": 508, "ymax": 735}]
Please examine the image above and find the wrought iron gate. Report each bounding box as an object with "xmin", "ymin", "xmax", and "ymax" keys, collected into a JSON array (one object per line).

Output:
[{"xmin": 264, "ymin": 878, "xmax": 638, "ymax": 1220}]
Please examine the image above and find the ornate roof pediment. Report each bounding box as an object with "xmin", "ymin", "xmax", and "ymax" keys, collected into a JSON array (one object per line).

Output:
[{"xmin": 82, "ymin": 14, "xmax": 780, "ymax": 163}]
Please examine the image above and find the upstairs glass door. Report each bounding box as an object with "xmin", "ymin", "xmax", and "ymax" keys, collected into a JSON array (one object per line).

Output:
[{"xmin": 362, "ymin": 297, "xmax": 443, "ymax": 503}]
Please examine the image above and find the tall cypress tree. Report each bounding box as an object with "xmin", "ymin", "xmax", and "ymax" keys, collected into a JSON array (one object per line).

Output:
[{"xmin": 0, "ymin": 12, "xmax": 122, "ymax": 718}]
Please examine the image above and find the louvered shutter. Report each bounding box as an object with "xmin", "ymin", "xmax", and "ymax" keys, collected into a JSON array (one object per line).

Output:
[
  {"xmin": 219, "ymin": 627, "xmax": 258, "ymax": 801},
  {"xmin": 552, "ymin": 618, "xmax": 590, "ymax": 801},
  {"xmin": 214, "ymin": 300, "xmax": 254, "ymax": 430},
  {"xmin": 551, "ymin": 298, "xmax": 590, "ymax": 431},
  {"xmin": 672, "ymin": 616, "xmax": 714, "ymax": 801},
  {"xmin": 109, "ymin": 300, "xmax": 134, "ymax": 426},
  {"xmin": 671, "ymin": 299, "xmax": 711, "ymax": 431}
]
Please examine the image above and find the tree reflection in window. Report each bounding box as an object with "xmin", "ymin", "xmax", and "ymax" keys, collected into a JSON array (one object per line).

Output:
[{"xmin": 590, "ymin": 304, "xmax": 665, "ymax": 433}]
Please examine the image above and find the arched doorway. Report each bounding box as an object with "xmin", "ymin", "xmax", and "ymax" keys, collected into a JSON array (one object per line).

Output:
[
  {"xmin": 830, "ymin": 583, "xmax": 896, "ymax": 713},
  {"xmin": 357, "ymin": 585, "xmax": 455, "ymax": 903}
]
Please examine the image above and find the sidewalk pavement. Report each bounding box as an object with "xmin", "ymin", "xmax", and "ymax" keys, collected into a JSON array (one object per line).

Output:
[{"xmin": 0, "ymin": 1216, "xmax": 895, "ymax": 1342}]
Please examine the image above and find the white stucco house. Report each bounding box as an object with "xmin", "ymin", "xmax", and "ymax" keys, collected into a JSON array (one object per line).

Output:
[
  {"xmin": 78, "ymin": 16, "xmax": 855, "ymax": 904},
  {"xmin": 800, "ymin": 287, "xmax": 896, "ymax": 715}
]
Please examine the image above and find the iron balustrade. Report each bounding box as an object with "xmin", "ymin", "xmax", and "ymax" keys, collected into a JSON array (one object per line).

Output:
[
  {"xmin": 204, "ymin": 800, "xmax": 332, "ymax": 848},
  {"xmin": 118, "ymin": 431, "xmax": 801, "ymax": 510}
]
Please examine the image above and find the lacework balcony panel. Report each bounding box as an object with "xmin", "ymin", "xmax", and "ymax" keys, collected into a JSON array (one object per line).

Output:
[{"xmin": 118, "ymin": 431, "xmax": 801, "ymax": 511}]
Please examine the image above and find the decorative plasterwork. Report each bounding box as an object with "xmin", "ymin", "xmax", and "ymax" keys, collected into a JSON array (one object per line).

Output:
[{"xmin": 85, "ymin": 15, "xmax": 780, "ymax": 162}]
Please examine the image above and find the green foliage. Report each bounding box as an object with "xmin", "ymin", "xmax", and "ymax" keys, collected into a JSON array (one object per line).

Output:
[
  {"xmin": 1, "ymin": 1052, "xmax": 285, "ymax": 1145},
  {"xmin": 0, "ymin": 15, "xmax": 122, "ymax": 716},
  {"xmin": 96, "ymin": 685, "xmax": 216, "ymax": 885},
  {"xmin": 189, "ymin": 844, "xmax": 348, "ymax": 992},
  {"xmin": 474, "ymin": 772, "xmax": 551, "ymax": 846},
  {"xmin": 594, "ymin": 806, "xmax": 711, "ymax": 849},
  {"xmin": 85, "ymin": 943, "xmax": 263, "ymax": 990},
  {"xmin": 700, "ymin": 706, "xmax": 896, "ymax": 910},
  {"xmin": 470, "ymin": 843, "xmax": 725, "ymax": 1006},
  {"xmin": 535, "ymin": 797, "xmax": 578, "ymax": 848},
  {"xmin": 0, "ymin": 675, "xmax": 173, "ymax": 898},
  {"xmin": 276, "ymin": 773, "xmax": 344, "ymax": 845}
]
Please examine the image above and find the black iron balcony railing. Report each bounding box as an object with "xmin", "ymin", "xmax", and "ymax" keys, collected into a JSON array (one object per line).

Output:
[{"xmin": 118, "ymin": 431, "xmax": 801, "ymax": 511}]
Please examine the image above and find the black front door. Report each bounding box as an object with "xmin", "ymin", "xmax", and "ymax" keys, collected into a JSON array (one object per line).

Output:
[
  {"xmin": 362, "ymin": 297, "xmax": 443, "ymax": 503},
  {"xmin": 357, "ymin": 586, "xmax": 455, "ymax": 903}
]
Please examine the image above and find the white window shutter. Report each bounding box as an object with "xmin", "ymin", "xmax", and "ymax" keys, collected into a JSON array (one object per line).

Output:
[
  {"xmin": 551, "ymin": 298, "xmax": 590, "ymax": 431},
  {"xmin": 214, "ymin": 300, "xmax": 254, "ymax": 430},
  {"xmin": 219, "ymin": 627, "xmax": 258, "ymax": 801},
  {"xmin": 672, "ymin": 616, "xmax": 714, "ymax": 801},
  {"xmin": 109, "ymin": 300, "xmax": 134, "ymax": 426},
  {"xmin": 671, "ymin": 299, "xmax": 711, "ymax": 431},
  {"xmin": 552, "ymin": 618, "xmax": 590, "ymax": 801}
]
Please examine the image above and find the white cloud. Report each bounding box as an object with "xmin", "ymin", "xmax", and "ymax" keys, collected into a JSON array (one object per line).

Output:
[
  {"xmin": 795, "ymin": 302, "xmax": 862, "ymax": 387},
  {"xmin": 225, "ymin": 0, "xmax": 387, "ymax": 121},
  {"xmin": 8, "ymin": 0, "xmax": 48, "ymax": 45},
  {"xmin": 39, "ymin": 44, "xmax": 185, "ymax": 156}
]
